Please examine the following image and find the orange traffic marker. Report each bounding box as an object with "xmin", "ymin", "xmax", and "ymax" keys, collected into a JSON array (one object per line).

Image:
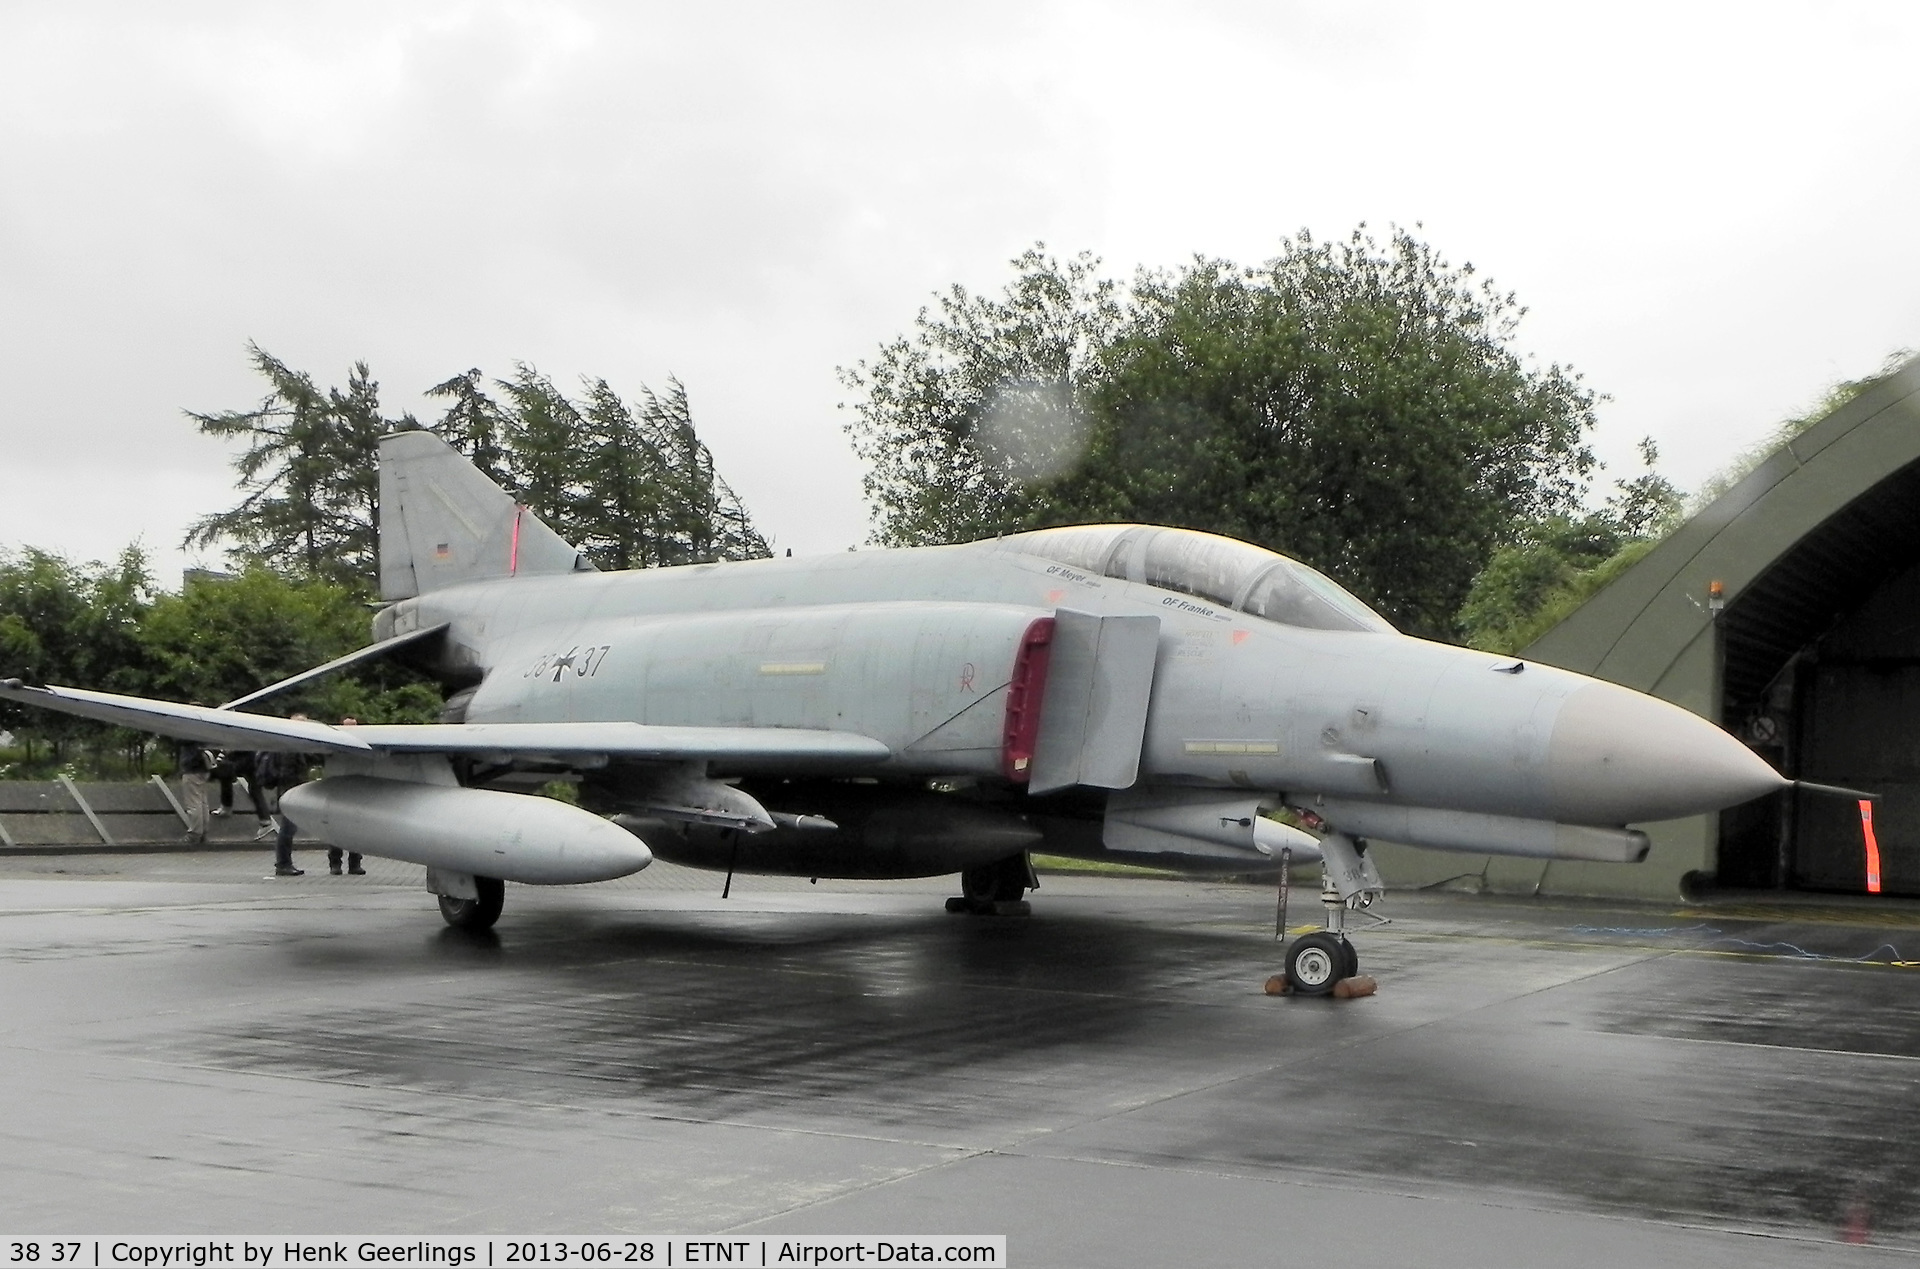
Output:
[{"xmin": 1861, "ymin": 800, "xmax": 1882, "ymax": 895}]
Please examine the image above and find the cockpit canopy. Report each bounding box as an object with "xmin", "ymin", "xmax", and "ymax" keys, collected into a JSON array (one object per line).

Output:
[{"xmin": 999, "ymin": 525, "xmax": 1395, "ymax": 634}]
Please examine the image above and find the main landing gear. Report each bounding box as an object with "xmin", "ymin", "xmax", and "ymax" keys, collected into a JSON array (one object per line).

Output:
[
  {"xmin": 438, "ymin": 875, "xmax": 505, "ymax": 932},
  {"xmin": 946, "ymin": 853, "xmax": 1036, "ymax": 915}
]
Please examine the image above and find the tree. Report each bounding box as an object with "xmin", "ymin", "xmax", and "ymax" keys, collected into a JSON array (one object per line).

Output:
[
  {"xmin": 139, "ymin": 569, "xmax": 441, "ymax": 724},
  {"xmin": 840, "ymin": 246, "xmax": 1122, "ymax": 547},
  {"xmin": 186, "ymin": 344, "xmax": 402, "ymax": 589},
  {"xmin": 485, "ymin": 370, "xmax": 770, "ymax": 570},
  {"xmin": 193, "ymin": 348, "xmax": 773, "ymax": 591},
  {"xmin": 841, "ymin": 229, "xmax": 1599, "ymax": 638},
  {"xmin": 0, "ymin": 547, "xmax": 153, "ymax": 761},
  {"xmin": 424, "ymin": 368, "xmax": 514, "ymax": 487},
  {"xmin": 633, "ymin": 379, "xmax": 770, "ymax": 565},
  {"xmin": 1456, "ymin": 439, "xmax": 1681, "ymax": 654},
  {"xmin": 577, "ymin": 377, "xmax": 661, "ymax": 571},
  {"xmin": 497, "ymin": 364, "xmax": 591, "ymax": 548}
]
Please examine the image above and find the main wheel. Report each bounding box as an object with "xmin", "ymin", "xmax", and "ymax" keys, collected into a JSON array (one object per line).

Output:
[
  {"xmin": 438, "ymin": 876, "xmax": 505, "ymax": 931},
  {"xmin": 991, "ymin": 853, "xmax": 1031, "ymax": 901},
  {"xmin": 1286, "ymin": 932, "xmax": 1347, "ymax": 996},
  {"xmin": 959, "ymin": 855, "xmax": 1030, "ymax": 910},
  {"xmin": 960, "ymin": 862, "xmax": 1000, "ymax": 904}
]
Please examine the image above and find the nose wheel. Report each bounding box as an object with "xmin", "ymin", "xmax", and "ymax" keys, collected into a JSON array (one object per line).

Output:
[
  {"xmin": 1276, "ymin": 842, "xmax": 1370, "ymax": 995},
  {"xmin": 1285, "ymin": 931, "xmax": 1359, "ymax": 995}
]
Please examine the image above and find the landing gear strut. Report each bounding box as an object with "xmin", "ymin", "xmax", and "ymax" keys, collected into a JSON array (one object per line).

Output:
[
  {"xmin": 439, "ymin": 875, "xmax": 504, "ymax": 931},
  {"xmin": 1279, "ymin": 830, "xmax": 1385, "ymax": 994},
  {"xmin": 946, "ymin": 853, "xmax": 1035, "ymax": 915},
  {"xmin": 1284, "ymin": 870, "xmax": 1360, "ymax": 995},
  {"xmin": 1282, "ymin": 867, "xmax": 1359, "ymax": 998}
]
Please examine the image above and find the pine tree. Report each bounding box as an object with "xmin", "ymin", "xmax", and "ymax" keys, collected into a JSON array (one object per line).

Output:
[{"xmin": 186, "ymin": 344, "xmax": 393, "ymax": 590}]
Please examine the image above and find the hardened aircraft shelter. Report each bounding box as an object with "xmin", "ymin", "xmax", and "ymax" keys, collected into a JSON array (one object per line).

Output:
[{"xmin": 1375, "ymin": 356, "xmax": 1920, "ymax": 901}]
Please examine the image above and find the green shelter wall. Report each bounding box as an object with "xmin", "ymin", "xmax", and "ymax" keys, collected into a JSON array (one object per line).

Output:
[{"xmin": 1392, "ymin": 360, "xmax": 1920, "ymax": 903}]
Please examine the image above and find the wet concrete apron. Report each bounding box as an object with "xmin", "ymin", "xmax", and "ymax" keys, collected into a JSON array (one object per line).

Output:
[{"xmin": 0, "ymin": 855, "xmax": 1915, "ymax": 1267}]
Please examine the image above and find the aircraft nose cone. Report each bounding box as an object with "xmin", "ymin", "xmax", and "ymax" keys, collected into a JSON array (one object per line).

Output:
[{"xmin": 1547, "ymin": 682, "xmax": 1787, "ymax": 824}]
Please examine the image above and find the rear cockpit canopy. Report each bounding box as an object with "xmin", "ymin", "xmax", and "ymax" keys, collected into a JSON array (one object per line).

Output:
[{"xmin": 998, "ymin": 525, "xmax": 1394, "ymax": 633}]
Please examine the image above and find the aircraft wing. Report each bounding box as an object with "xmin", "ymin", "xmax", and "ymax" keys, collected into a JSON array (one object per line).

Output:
[
  {"xmin": 0, "ymin": 681, "xmax": 375, "ymax": 752},
  {"xmin": 0, "ymin": 680, "xmax": 890, "ymax": 766}
]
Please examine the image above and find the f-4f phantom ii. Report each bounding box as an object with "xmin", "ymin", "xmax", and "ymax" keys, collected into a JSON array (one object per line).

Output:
[{"xmin": 0, "ymin": 433, "xmax": 1789, "ymax": 992}]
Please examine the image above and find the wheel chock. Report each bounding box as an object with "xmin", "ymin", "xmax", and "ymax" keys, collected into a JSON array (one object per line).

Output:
[
  {"xmin": 945, "ymin": 898, "xmax": 1032, "ymax": 916},
  {"xmin": 1264, "ymin": 973, "xmax": 1379, "ymax": 997}
]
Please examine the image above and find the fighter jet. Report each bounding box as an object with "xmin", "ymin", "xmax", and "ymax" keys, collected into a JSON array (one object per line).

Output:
[{"xmin": 0, "ymin": 432, "xmax": 1787, "ymax": 992}]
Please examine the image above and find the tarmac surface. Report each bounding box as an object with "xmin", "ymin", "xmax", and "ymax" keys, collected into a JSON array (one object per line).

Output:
[{"xmin": 2, "ymin": 851, "xmax": 1918, "ymax": 1267}]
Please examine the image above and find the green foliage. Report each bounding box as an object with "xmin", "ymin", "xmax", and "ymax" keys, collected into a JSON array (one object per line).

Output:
[
  {"xmin": 840, "ymin": 246, "xmax": 1122, "ymax": 547},
  {"xmin": 424, "ymin": 368, "xmax": 514, "ymax": 487},
  {"xmin": 841, "ymin": 229, "xmax": 1599, "ymax": 639},
  {"xmin": 1458, "ymin": 351, "xmax": 1914, "ymax": 657},
  {"xmin": 139, "ymin": 568, "xmax": 368, "ymax": 707},
  {"xmin": 1457, "ymin": 524, "xmax": 1655, "ymax": 655},
  {"xmin": 1456, "ymin": 439, "xmax": 1678, "ymax": 654},
  {"xmin": 0, "ymin": 546, "xmax": 154, "ymax": 761},
  {"xmin": 1690, "ymin": 349, "xmax": 1913, "ymax": 511},
  {"xmin": 1604, "ymin": 436, "xmax": 1684, "ymax": 539},
  {"xmin": 186, "ymin": 345, "xmax": 403, "ymax": 589},
  {"xmin": 0, "ymin": 556, "xmax": 446, "ymax": 774},
  {"xmin": 629, "ymin": 379, "xmax": 771, "ymax": 566},
  {"xmin": 475, "ymin": 366, "xmax": 769, "ymax": 569},
  {"xmin": 570, "ymin": 375, "xmax": 770, "ymax": 569},
  {"xmin": 192, "ymin": 348, "xmax": 770, "ymax": 589},
  {"xmin": 496, "ymin": 364, "xmax": 592, "ymax": 548}
]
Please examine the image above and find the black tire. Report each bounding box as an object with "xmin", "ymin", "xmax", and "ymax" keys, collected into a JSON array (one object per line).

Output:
[
  {"xmin": 992, "ymin": 853, "xmax": 1031, "ymax": 902},
  {"xmin": 438, "ymin": 876, "xmax": 504, "ymax": 931},
  {"xmin": 960, "ymin": 863, "xmax": 997, "ymax": 903},
  {"xmin": 963, "ymin": 859, "xmax": 1028, "ymax": 903},
  {"xmin": 1286, "ymin": 932, "xmax": 1346, "ymax": 996},
  {"xmin": 1340, "ymin": 936, "xmax": 1360, "ymax": 979}
]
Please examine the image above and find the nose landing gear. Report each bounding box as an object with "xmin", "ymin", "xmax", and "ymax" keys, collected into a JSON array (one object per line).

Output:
[{"xmin": 1277, "ymin": 832, "xmax": 1379, "ymax": 996}]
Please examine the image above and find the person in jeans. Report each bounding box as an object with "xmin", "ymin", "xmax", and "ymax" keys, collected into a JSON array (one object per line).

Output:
[{"xmin": 213, "ymin": 750, "xmax": 275, "ymax": 841}]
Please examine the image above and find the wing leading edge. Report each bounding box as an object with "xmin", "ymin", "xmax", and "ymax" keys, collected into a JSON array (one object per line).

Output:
[{"xmin": 0, "ymin": 680, "xmax": 891, "ymax": 767}]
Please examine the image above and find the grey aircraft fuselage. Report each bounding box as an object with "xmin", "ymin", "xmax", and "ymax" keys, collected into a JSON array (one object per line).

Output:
[{"xmin": 376, "ymin": 526, "xmax": 1778, "ymax": 844}]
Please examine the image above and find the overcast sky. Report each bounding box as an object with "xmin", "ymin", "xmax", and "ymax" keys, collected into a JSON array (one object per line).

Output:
[{"xmin": 3, "ymin": 1, "xmax": 1917, "ymax": 583}]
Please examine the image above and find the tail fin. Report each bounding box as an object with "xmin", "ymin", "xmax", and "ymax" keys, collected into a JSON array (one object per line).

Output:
[{"xmin": 378, "ymin": 430, "xmax": 595, "ymax": 600}]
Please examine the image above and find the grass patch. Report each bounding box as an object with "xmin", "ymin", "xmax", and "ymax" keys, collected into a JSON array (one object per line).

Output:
[{"xmin": 1030, "ymin": 853, "xmax": 1182, "ymax": 878}]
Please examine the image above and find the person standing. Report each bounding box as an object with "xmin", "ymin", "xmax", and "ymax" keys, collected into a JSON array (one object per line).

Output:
[
  {"xmin": 176, "ymin": 739, "xmax": 213, "ymax": 845},
  {"xmin": 261, "ymin": 717, "xmax": 316, "ymax": 877},
  {"xmin": 328, "ymin": 717, "xmax": 364, "ymax": 876}
]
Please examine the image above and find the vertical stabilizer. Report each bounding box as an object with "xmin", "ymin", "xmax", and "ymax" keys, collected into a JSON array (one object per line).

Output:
[{"xmin": 378, "ymin": 431, "xmax": 595, "ymax": 600}]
